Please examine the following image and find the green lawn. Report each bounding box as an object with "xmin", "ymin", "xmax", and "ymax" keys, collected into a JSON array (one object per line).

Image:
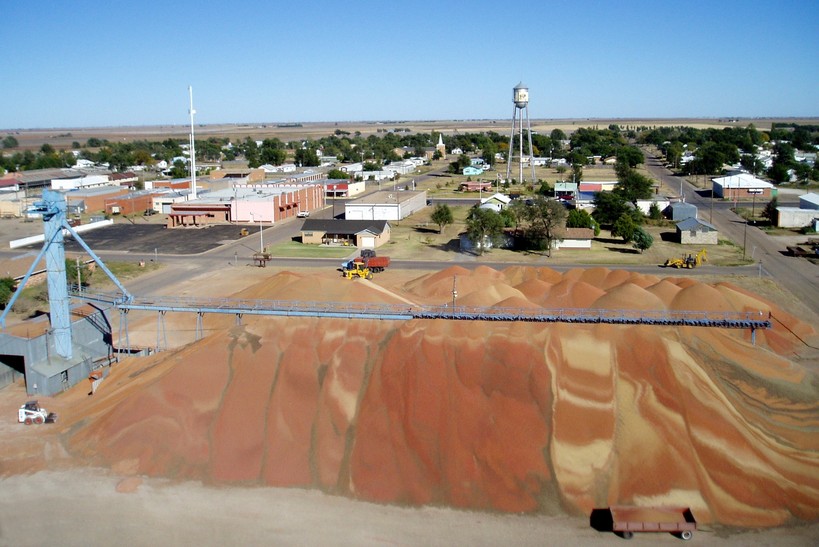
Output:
[{"xmin": 265, "ymin": 241, "xmax": 356, "ymax": 258}]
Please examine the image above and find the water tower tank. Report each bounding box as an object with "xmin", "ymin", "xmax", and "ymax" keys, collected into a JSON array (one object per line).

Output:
[{"xmin": 513, "ymin": 82, "xmax": 529, "ymax": 108}]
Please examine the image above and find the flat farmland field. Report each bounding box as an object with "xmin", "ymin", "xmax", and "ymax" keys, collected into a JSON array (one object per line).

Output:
[{"xmin": 6, "ymin": 117, "xmax": 819, "ymax": 151}]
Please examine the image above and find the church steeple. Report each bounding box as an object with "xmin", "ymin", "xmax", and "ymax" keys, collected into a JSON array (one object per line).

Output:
[{"xmin": 436, "ymin": 133, "xmax": 446, "ymax": 159}]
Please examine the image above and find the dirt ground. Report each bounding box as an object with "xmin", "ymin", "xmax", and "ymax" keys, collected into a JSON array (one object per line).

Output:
[{"xmin": 0, "ymin": 379, "xmax": 817, "ymax": 547}]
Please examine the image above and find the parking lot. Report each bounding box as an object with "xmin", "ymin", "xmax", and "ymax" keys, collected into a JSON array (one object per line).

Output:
[{"xmin": 63, "ymin": 223, "xmax": 245, "ymax": 255}]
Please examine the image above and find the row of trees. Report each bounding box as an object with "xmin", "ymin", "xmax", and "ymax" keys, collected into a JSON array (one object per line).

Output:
[
  {"xmin": 643, "ymin": 123, "xmax": 818, "ymax": 184},
  {"xmin": 431, "ymin": 197, "xmax": 569, "ymax": 256}
]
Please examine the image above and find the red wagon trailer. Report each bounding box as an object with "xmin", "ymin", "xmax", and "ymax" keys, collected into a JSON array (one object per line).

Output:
[{"xmin": 592, "ymin": 506, "xmax": 697, "ymax": 540}]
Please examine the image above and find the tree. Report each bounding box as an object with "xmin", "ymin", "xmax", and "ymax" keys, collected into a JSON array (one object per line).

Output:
[
  {"xmin": 242, "ymin": 137, "xmax": 260, "ymax": 167},
  {"xmin": 664, "ymin": 141, "xmax": 684, "ymax": 169},
  {"xmin": 430, "ymin": 203, "xmax": 454, "ymax": 233},
  {"xmin": 592, "ymin": 191, "xmax": 629, "ymax": 226},
  {"xmin": 612, "ymin": 213, "xmax": 636, "ymax": 242},
  {"xmin": 793, "ymin": 163, "xmax": 812, "ymax": 185},
  {"xmin": 523, "ymin": 196, "xmax": 567, "ymax": 256},
  {"xmin": 631, "ymin": 227, "xmax": 653, "ymax": 253},
  {"xmin": 326, "ymin": 169, "xmax": 349, "ymax": 180},
  {"xmin": 294, "ymin": 147, "xmax": 319, "ymax": 167},
  {"xmin": 616, "ymin": 146, "xmax": 644, "ymax": 168},
  {"xmin": 615, "ymin": 170, "xmax": 654, "ymax": 202},
  {"xmin": 648, "ymin": 202, "xmax": 663, "ymax": 221},
  {"xmin": 767, "ymin": 163, "xmax": 790, "ymax": 183},
  {"xmin": 169, "ymin": 159, "xmax": 188, "ymax": 178},
  {"xmin": 465, "ymin": 207, "xmax": 505, "ymax": 254},
  {"xmin": 761, "ymin": 197, "xmax": 778, "ymax": 223},
  {"xmin": 0, "ymin": 277, "xmax": 16, "ymax": 308},
  {"xmin": 566, "ymin": 208, "xmax": 600, "ymax": 235},
  {"xmin": 506, "ymin": 199, "xmax": 528, "ymax": 235},
  {"xmin": 571, "ymin": 163, "xmax": 583, "ymax": 182},
  {"xmin": 448, "ymin": 154, "xmax": 471, "ymax": 174},
  {"xmin": 499, "ymin": 208, "xmax": 516, "ymax": 227},
  {"xmin": 740, "ymin": 153, "xmax": 765, "ymax": 175},
  {"xmin": 482, "ymin": 140, "xmax": 497, "ymax": 167},
  {"xmin": 65, "ymin": 259, "xmax": 92, "ymax": 288},
  {"xmin": 2, "ymin": 136, "xmax": 19, "ymax": 149}
]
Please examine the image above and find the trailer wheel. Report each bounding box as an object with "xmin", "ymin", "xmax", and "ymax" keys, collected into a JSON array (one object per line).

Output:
[
  {"xmin": 24, "ymin": 417, "xmax": 32, "ymax": 425},
  {"xmin": 34, "ymin": 415, "xmax": 44, "ymax": 424},
  {"xmin": 680, "ymin": 530, "xmax": 693, "ymax": 540}
]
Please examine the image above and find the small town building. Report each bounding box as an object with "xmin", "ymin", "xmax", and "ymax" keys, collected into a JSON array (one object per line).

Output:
[
  {"xmin": 554, "ymin": 182, "xmax": 578, "ymax": 201},
  {"xmin": 675, "ymin": 217, "xmax": 718, "ymax": 245},
  {"xmin": 145, "ymin": 178, "xmax": 193, "ymax": 191},
  {"xmin": 208, "ymin": 165, "xmax": 265, "ymax": 182},
  {"xmin": 636, "ymin": 197, "xmax": 671, "ymax": 216},
  {"xmin": 0, "ymin": 178, "xmax": 21, "ymax": 193},
  {"xmin": 104, "ymin": 190, "xmax": 161, "ymax": 216},
  {"xmin": 711, "ymin": 173, "xmax": 775, "ymax": 200},
  {"xmin": 51, "ymin": 171, "xmax": 112, "ymax": 191},
  {"xmin": 462, "ymin": 166, "xmax": 484, "ymax": 176},
  {"xmin": 459, "ymin": 180, "xmax": 493, "ymax": 192},
  {"xmin": 776, "ymin": 206, "xmax": 819, "ymax": 228},
  {"xmin": 345, "ymin": 190, "xmax": 427, "ymax": 221},
  {"xmin": 579, "ymin": 181, "xmax": 618, "ymax": 193},
  {"xmin": 479, "ymin": 193, "xmax": 512, "ymax": 212},
  {"xmin": 355, "ymin": 170, "xmax": 394, "ymax": 182},
  {"xmin": 776, "ymin": 192, "xmax": 819, "ymax": 228},
  {"xmin": 384, "ymin": 160, "xmax": 417, "ymax": 175},
  {"xmin": 260, "ymin": 163, "xmax": 297, "ymax": 174},
  {"xmin": 799, "ymin": 192, "xmax": 819, "ymax": 210},
  {"xmin": 66, "ymin": 186, "xmax": 129, "ymax": 213},
  {"xmin": 166, "ymin": 183, "xmax": 324, "ymax": 227},
  {"xmin": 668, "ymin": 201, "xmax": 698, "ymax": 221},
  {"xmin": 2, "ymin": 168, "xmax": 111, "ymax": 196},
  {"xmin": 323, "ymin": 178, "xmax": 366, "ymax": 199},
  {"xmin": 554, "ymin": 228, "xmax": 594, "ymax": 250},
  {"xmin": 299, "ymin": 219, "xmax": 391, "ymax": 248},
  {"xmin": 152, "ymin": 191, "xmax": 190, "ymax": 214}
]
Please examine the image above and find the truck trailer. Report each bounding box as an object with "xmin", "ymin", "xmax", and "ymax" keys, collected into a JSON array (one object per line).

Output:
[{"xmin": 590, "ymin": 506, "xmax": 696, "ymax": 540}]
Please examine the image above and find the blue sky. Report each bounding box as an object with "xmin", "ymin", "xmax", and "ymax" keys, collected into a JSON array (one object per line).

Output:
[{"xmin": 2, "ymin": 0, "xmax": 817, "ymax": 128}]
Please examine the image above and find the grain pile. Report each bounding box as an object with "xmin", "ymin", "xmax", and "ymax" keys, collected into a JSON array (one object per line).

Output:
[{"xmin": 60, "ymin": 266, "xmax": 819, "ymax": 527}]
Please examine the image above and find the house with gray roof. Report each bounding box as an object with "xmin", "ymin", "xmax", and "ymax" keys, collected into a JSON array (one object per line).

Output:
[{"xmin": 676, "ymin": 217, "xmax": 718, "ymax": 245}]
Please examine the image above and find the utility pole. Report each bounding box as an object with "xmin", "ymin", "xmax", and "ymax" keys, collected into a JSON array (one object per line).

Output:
[
  {"xmin": 708, "ymin": 168, "xmax": 714, "ymax": 224},
  {"xmin": 188, "ymin": 86, "xmax": 198, "ymax": 200}
]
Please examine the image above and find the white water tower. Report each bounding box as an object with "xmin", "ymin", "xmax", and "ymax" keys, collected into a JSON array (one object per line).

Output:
[{"xmin": 506, "ymin": 82, "xmax": 536, "ymax": 184}]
